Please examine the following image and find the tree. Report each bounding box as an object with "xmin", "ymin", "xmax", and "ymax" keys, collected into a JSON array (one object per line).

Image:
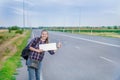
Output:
[
  {"xmin": 107, "ymin": 26, "xmax": 112, "ymax": 29},
  {"xmin": 8, "ymin": 27, "xmax": 11, "ymax": 33},
  {"xmin": 10, "ymin": 26, "xmax": 20, "ymax": 30},
  {"xmin": 113, "ymin": 26, "xmax": 118, "ymax": 29}
]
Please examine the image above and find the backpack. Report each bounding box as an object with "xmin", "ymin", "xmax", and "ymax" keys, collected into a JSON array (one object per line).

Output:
[
  {"xmin": 21, "ymin": 43, "xmax": 30, "ymax": 60},
  {"xmin": 21, "ymin": 37, "xmax": 40, "ymax": 60}
]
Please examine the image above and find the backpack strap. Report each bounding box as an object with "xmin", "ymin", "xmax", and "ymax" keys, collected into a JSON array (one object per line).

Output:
[{"xmin": 29, "ymin": 37, "xmax": 40, "ymax": 47}]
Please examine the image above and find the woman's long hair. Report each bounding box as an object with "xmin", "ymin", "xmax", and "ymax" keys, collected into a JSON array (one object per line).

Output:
[{"xmin": 40, "ymin": 30, "xmax": 49, "ymax": 43}]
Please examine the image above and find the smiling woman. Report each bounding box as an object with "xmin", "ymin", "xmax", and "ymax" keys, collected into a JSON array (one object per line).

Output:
[{"xmin": 26, "ymin": 30, "xmax": 61, "ymax": 80}]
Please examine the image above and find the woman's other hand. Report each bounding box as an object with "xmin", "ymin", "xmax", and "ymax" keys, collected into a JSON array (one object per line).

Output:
[
  {"xmin": 57, "ymin": 42, "xmax": 62, "ymax": 49},
  {"xmin": 36, "ymin": 49, "xmax": 43, "ymax": 53}
]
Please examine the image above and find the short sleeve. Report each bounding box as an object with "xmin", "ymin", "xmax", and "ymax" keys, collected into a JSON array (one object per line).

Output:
[{"xmin": 48, "ymin": 50, "xmax": 55, "ymax": 55}]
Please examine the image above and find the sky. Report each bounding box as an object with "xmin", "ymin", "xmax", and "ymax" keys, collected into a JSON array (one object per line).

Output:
[{"xmin": 0, "ymin": 0, "xmax": 120, "ymax": 27}]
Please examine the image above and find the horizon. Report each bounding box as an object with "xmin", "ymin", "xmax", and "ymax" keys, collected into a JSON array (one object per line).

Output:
[{"xmin": 0, "ymin": 25, "xmax": 120, "ymax": 28}]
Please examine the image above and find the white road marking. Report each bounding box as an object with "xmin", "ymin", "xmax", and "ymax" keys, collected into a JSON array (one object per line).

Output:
[
  {"xmin": 32, "ymin": 31, "xmax": 35, "ymax": 38},
  {"xmin": 75, "ymin": 46, "xmax": 80, "ymax": 49},
  {"xmin": 100, "ymin": 56, "xmax": 117, "ymax": 64},
  {"xmin": 40, "ymin": 70, "xmax": 43, "ymax": 80},
  {"xmin": 51, "ymin": 33, "xmax": 120, "ymax": 48}
]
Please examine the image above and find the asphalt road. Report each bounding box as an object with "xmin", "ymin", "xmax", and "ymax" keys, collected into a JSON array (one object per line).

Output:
[{"xmin": 16, "ymin": 29, "xmax": 120, "ymax": 80}]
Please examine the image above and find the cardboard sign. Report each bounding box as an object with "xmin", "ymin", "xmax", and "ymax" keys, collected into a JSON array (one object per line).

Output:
[{"xmin": 39, "ymin": 43, "xmax": 57, "ymax": 51}]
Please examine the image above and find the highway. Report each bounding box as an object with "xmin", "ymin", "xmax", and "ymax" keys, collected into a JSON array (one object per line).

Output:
[{"xmin": 16, "ymin": 29, "xmax": 120, "ymax": 80}]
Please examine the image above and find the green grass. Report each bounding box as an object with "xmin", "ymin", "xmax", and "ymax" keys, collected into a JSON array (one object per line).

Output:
[
  {"xmin": 50, "ymin": 29, "xmax": 120, "ymax": 33},
  {"xmin": 48, "ymin": 29, "xmax": 120, "ymax": 38},
  {"xmin": 0, "ymin": 30, "xmax": 31, "ymax": 80}
]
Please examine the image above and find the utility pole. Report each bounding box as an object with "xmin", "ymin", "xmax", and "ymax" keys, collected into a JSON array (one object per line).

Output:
[
  {"xmin": 79, "ymin": 20, "xmax": 80, "ymax": 33},
  {"xmin": 63, "ymin": 17, "xmax": 66, "ymax": 32},
  {"xmin": 91, "ymin": 26, "xmax": 93, "ymax": 35},
  {"xmin": 23, "ymin": 0, "xmax": 25, "ymax": 28},
  {"xmin": 79, "ymin": 9, "xmax": 81, "ymax": 33}
]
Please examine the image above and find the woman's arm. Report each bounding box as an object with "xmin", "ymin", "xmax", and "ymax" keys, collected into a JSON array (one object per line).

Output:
[
  {"xmin": 29, "ymin": 47, "xmax": 43, "ymax": 53},
  {"xmin": 48, "ymin": 42, "xmax": 62, "ymax": 55}
]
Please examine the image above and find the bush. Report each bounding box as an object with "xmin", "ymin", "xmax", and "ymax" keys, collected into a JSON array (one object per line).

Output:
[
  {"xmin": 8, "ymin": 26, "xmax": 20, "ymax": 33},
  {"xmin": 0, "ymin": 36, "xmax": 4, "ymax": 39},
  {"xmin": 10, "ymin": 26, "xmax": 20, "ymax": 30},
  {"xmin": 15, "ymin": 30, "xmax": 23, "ymax": 34},
  {"xmin": 8, "ymin": 28, "xmax": 11, "ymax": 33}
]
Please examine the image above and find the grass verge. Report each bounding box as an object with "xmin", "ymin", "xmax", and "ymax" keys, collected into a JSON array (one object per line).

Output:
[
  {"xmin": 0, "ymin": 30, "xmax": 31, "ymax": 80},
  {"xmin": 48, "ymin": 29, "xmax": 120, "ymax": 38},
  {"xmin": 0, "ymin": 30, "xmax": 16, "ymax": 44},
  {"xmin": 73, "ymin": 32, "xmax": 120, "ymax": 38}
]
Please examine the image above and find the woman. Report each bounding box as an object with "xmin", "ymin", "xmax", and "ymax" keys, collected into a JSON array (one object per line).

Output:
[{"xmin": 26, "ymin": 30, "xmax": 61, "ymax": 80}]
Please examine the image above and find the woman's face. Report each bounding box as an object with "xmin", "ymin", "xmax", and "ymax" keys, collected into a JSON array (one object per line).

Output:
[{"xmin": 41, "ymin": 31, "xmax": 48, "ymax": 40}]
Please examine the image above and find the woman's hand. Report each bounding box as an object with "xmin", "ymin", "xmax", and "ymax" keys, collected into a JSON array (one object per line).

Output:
[
  {"xmin": 35, "ymin": 49, "xmax": 43, "ymax": 53},
  {"xmin": 53, "ymin": 42, "xmax": 61, "ymax": 53},
  {"xmin": 57, "ymin": 42, "xmax": 62, "ymax": 49},
  {"xmin": 30, "ymin": 47, "xmax": 43, "ymax": 53}
]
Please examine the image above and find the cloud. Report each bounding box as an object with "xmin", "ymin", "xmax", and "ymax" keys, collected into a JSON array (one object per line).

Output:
[
  {"xmin": 11, "ymin": 7, "xmax": 24, "ymax": 15},
  {"xmin": 0, "ymin": 0, "xmax": 120, "ymax": 26},
  {"xmin": 11, "ymin": 7, "xmax": 38, "ymax": 16},
  {"xmin": 14, "ymin": 0, "xmax": 34, "ymax": 6},
  {"xmin": 35, "ymin": 0, "xmax": 118, "ymax": 7}
]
